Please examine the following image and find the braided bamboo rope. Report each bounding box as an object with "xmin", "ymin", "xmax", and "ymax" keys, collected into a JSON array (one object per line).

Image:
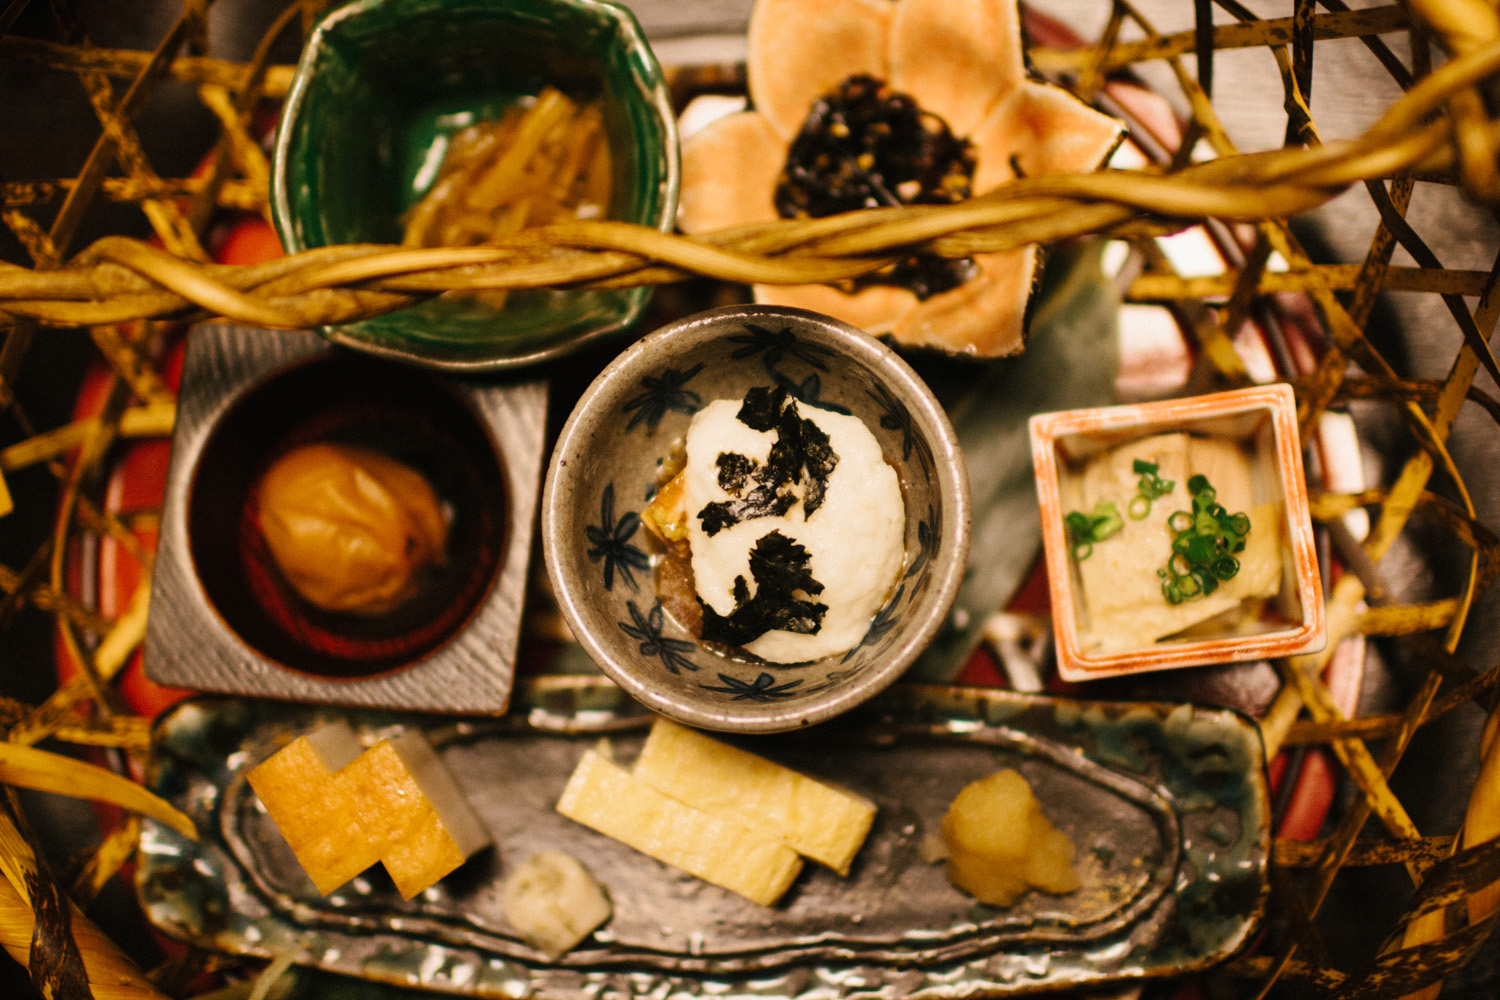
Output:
[{"xmin": 0, "ymin": 33, "xmax": 1498, "ymax": 331}]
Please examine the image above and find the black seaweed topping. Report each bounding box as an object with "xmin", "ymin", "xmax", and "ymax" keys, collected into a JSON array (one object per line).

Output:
[
  {"xmin": 696, "ymin": 387, "xmax": 841, "ymax": 536},
  {"xmin": 799, "ymin": 415, "xmax": 837, "ymax": 516},
  {"xmin": 737, "ymin": 385, "xmax": 787, "ymax": 431},
  {"xmin": 700, "ymin": 531, "xmax": 828, "ymax": 647},
  {"xmin": 716, "ymin": 452, "xmax": 756, "ymax": 493},
  {"xmin": 774, "ymin": 74, "xmax": 978, "ymax": 299},
  {"xmin": 697, "ymin": 479, "xmax": 797, "ymax": 536}
]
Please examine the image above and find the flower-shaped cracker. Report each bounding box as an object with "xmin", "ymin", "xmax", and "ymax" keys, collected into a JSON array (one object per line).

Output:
[{"xmin": 678, "ymin": 0, "xmax": 1124, "ymax": 357}]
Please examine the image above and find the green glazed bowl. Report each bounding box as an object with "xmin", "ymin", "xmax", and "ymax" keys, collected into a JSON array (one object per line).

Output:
[{"xmin": 271, "ymin": 0, "xmax": 679, "ymax": 370}]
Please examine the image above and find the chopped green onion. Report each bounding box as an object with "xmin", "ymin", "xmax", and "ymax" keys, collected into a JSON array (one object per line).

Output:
[
  {"xmin": 1212, "ymin": 556, "xmax": 1240, "ymax": 580},
  {"xmin": 1156, "ymin": 472, "xmax": 1251, "ymax": 604},
  {"xmin": 1065, "ymin": 501, "xmax": 1124, "ymax": 561},
  {"xmin": 1130, "ymin": 457, "xmax": 1175, "ymax": 506},
  {"xmin": 1185, "ymin": 533, "xmax": 1220, "ymax": 564},
  {"xmin": 1128, "ymin": 494, "xmax": 1152, "ymax": 520}
]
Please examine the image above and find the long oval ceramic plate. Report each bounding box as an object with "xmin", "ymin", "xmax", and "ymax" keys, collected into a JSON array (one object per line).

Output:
[{"xmin": 138, "ymin": 679, "xmax": 1268, "ymax": 998}]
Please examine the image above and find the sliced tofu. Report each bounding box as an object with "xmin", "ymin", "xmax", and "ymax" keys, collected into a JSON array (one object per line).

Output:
[
  {"xmin": 633, "ymin": 717, "xmax": 876, "ymax": 875},
  {"xmin": 556, "ymin": 747, "xmax": 803, "ymax": 906},
  {"xmin": 1071, "ymin": 433, "xmax": 1283, "ymax": 652}
]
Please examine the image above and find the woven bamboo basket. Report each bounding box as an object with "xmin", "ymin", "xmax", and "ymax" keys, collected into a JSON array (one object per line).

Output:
[{"xmin": 2, "ymin": 0, "xmax": 1500, "ymax": 997}]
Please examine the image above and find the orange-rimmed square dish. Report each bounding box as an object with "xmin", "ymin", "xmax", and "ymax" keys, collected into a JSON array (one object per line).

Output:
[{"xmin": 1031, "ymin": 384, "xmax": 1325, "ymax": 682}]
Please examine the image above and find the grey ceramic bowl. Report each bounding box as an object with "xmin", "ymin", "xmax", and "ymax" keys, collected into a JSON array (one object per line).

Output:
[{"xmin": 542, "ymin": 305, "xmax": 970, "ymax": 733}]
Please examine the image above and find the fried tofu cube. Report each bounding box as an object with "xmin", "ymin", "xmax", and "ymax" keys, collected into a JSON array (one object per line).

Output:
[{"xmin": 247, "ymin": 723, "xmax": 490, "ymax": 899}]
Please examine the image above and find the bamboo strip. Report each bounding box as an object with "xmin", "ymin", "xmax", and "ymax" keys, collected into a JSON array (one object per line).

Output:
[
  {"xmin": 0, "ymin": 36, "xmax": 296, "ymax": 96},
  {"xmin": 0, "ymin": 38, "xmax": 1492, "ymax": 329},
  {"xmin": 1029, "ymin": 4, "xmax": 1411, "ymax": 74},
  {"xmin": 1276, "ymin": 836, "xmax": 1457, "ymax": 871},
  {"xmin": 70, "ymin": 816, "xmax": 140, "ymax": 907},
  {"xmin": 1355, "ymin": 600, "xmax": 1461, "ymax": 637},
  {"xmin": 72, "ymin": 59, "xmax": 206, "ymax": 262},
  {"xmin": 0, "ymin": 812, "xmax": 170, "ymax": 1000},
  {"xmin": 0, "ymin": 741, "xmax": 193, "ymax": 839},
  {"xmin": 1129, "ymin": 265, "xmax": 1495, "ymax": 301},
  {"xmin": 0, "ymin": 402, "xmax": 175, "ymax": 472},
  {"xmin": 47, "ymin": 718, "xmax": 152, "ymax": 755},
  {"xmin": 1, "ymin": 176, "xmax": 264, "ymax": 211}
]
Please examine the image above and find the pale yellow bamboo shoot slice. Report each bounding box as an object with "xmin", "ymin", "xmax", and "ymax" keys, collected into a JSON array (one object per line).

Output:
[
  {"xmin": 556, "ymin": 748, "xmax": 803, "ymax": 906},
  {"xmin": 633, "ymin": 718, "xmax": 876, "ymax": 875},
  {"xmin": 466, "ymin": 88, "xmax": 575, "ymax": 211}
]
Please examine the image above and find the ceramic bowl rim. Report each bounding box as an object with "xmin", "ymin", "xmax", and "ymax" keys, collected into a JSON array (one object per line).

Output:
[
  {"xmin": 542, "ymin": 304, "xmax": 972, "ymax": 733},
  {"xmin": 269, "ymin": 0, "xmax": 681, "ymax": 372}
]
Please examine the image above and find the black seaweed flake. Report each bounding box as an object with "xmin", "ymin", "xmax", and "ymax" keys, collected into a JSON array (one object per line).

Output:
[
  {"xmin": 799, "ymin": 414, "xmax": 837, "ymax": 516},
  {"xmin": 695, "ymin": 388, "xmax": 840, "ymax": 535},
  {"xmin": 700, "ymin": 531, "xmax": 828, "ymax": 647},
  {"xmin": 716, "ymin": 452, "xmax": 756, "ymax": 492},
  {"xmin": 698, "ymin": 482, "xmax": 797, "ymax": 536},
  {"xmin": 762, "ymin": 402, "xmax": 807, "ymax": 484},
  {"xmin": 737, "ymin": 385, "xmax": 788, "ymax": 431}
]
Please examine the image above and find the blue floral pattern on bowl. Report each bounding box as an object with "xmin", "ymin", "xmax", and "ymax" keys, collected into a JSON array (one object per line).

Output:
[
  {"xmin": 584, "ymin": 484, "xmax": 648, "ymax": 592},
  {"xmin": 543, "ymin": 305, "xmax": 970, "ymax": 733}
]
